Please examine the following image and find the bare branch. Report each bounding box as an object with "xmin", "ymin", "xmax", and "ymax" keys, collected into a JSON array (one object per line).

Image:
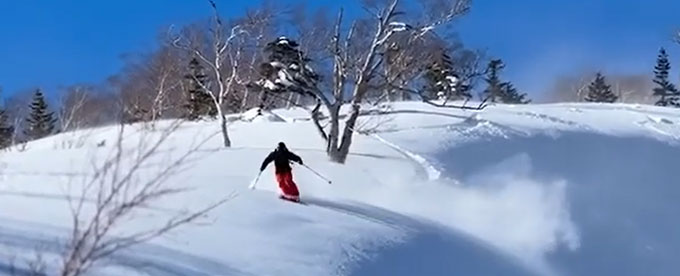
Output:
[
  {"xmin": 170, "ymin": 1, "xmax": 252, "ymax": 147},
  {"xmin": 311, "ymin": 102, "xmax": 329, "ymax": 141},
  {"xmin": 413, "ymin": 0, "xmax": 470, "ymax": 39},
  {"xmin": 59, "ymin": 86, "xmax": 90, "ymax": 132},
  {"xmin": 59, "ymin": 120, "xmax": 230, "ymax": 276},
  {"xmin": 389, "ymin": 83, "xmax": 488, "ymax": 110}
]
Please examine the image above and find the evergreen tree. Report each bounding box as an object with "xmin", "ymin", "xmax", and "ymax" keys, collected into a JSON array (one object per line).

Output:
[
  {"xmin": 422, "ymin": 53, "xmax": 471, "ymax": 101},
  {"xmin": 500, "ymin": 83, "xmax": 531, "ymax": 104},
  {"xmin": 481, "ymin": 59, "xmax": 530, "ymax": 104},
  {"xmin": 258, "ymin": 37, "xmax": 320, "ymax": 96},
  {"xmin": 24, "ymin": 89, "xmax": 57, "ymax": 140},
  {"xmin": 584, "ymin": 73, "xmax": 618, "ymax": 103},
  {"xmin": 482, "ymin": 59, "xmax": 505, "ymax": 103},
  {"xmin": 652, "ymin": 48, "xmax": 678, "ymax": 106},
  {"xmin": 0, "ymin": 108, "xmax": 14, "ymax": 149},
  {"xmin": 670, "ymin": 94, "xmax": 680, "ymax": 107},
  {"xmin": 184, "ymin": 58, "xmax": 216, "ymax": 120},
  {"xmin": 264, "ymin": 37, "xmax": 311, "ymax": 68},
  {"xmin": 0, "ymin": 88, "xmax": 11, "ymax": 148}
]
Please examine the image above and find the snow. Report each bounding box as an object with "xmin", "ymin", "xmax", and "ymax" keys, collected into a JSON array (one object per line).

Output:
[
  {"xmin": 277, "ymin": 36, "xmax": 289, "ymax": 45},
  {"xmin": 388, "ymin": 22, "xmax": 409, "ymax": 32},
  {"xmin": 304, "ymin": 64, "xmax": 315, "ymax": 74},
  {"xmin": 262, "ymin": 79, "xmax": 278, "ymax": 90},
  {"xmin": 1, "ymin": 101, "xmax": 680, "ymax": 275},
  {"xmin": 419, "ymin": 25, "xmax": 435, "ymax": 35},
  {"xmin": 445, "ymin": 75, "xmax": 458, "ymax": 83},
  {"xmin": 240, "ymin": 107, "xmax": 287, "ymax": 123},
  {"xmin": 269, "ymin": 61, "xmax": 284, "ymax": 68},
  {"xmin": 275, "ymin": 70, "xmax": 295, "ymax": 87}
]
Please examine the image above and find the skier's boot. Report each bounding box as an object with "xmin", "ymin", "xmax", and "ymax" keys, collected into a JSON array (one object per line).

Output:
[{"xmin": 279, "ymin": 194, "xmax": 300, "ymax": 203}]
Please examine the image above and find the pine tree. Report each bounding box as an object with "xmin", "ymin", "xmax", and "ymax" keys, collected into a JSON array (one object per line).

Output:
[
  {"xmin": 184, "ymin": 58, "xmax": 216, "ymax": 120},
  {"xmin": 423, "ymin": 54, "xmax": 449, "ymax": 100},
  {"xmin": 258, "ymin": 37, "xmax": 320, "ymax": 96},
  {"xmin": 652, "ymin": 48, "xmax": 678, "ymax": 106},
  {"xmin": 0, "ymin": 108, "xmax": 14, "ymax": 149},
  {"xmin": 0, "ymin": 88, "xmax": 12, "ymax": 148},
  {"xmin": 481, "ymin": 59, "xmax": 530, "ymax": 104},
  {"xmin": 422, "ymin": 53, "xmax": 471, "ymax": 101},
  {"xmin": 670, "ymin": 94, "xmax": 680, "ymax": 107},
  {"xmin": 500, "ymin": 83, "xmax": 531, "ymax": 104},
  {"xmin": 584, "ymin": 73, "xmax": 618, "ymax": 103},
  {"xmin": 482, "ymin": 59, "xmax": 505, "ymax": 103},
  {"xmin": 24, "ymin": 89, "xmax": 57, "ymax": 140},
  {"xmin": 264, "ymin": 37, "xmax": 311, "ymax": 67}
]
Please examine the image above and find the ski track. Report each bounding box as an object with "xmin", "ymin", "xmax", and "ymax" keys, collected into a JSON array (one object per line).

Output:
[
  {"xmin": 514, "ymin": 111, "xmax": 583, "ymax": 127},
  {"xmin": 363, "ymin": 133, "xmax": 442, "ymax": 181}
]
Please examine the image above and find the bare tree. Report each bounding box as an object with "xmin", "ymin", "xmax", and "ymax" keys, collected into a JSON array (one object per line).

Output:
[
  {"xmin": 60, "ymin": 120, "xmax": 231, "ymax": 276},
  {"xmin": 4, "ymin": 89, "xmax": 35, "ymax": 144},
  {"xmin": 147, "ymin": 47, "xmax": 186, "ymax": 123},
  {"xmin": 86, "ymin": 90, "xmax": 122, "ymax": 127},
  {"xmin": 370, "ymin": 34, "xmax": 486, "ymax": 109},
  {"xmin": 316, "ymin": 0, "xmax": 470, "ymax": 163},
  {"xmin": 59, "ymin": 86, "xmax": 91, "ymax": 132},
  {"xmin": 257, "ymin": 0, "xmax": 470, "ymax": 163},
  {"xmin": 234, "ymin": 4, "xmax": 279, "ymax": 112},
  {"xmin": 375, "ymin": 27, "xmax": 434, "ymax": 102},
  {"xmin": 545, "ymin": 72, "xmax": 594, "ymax": 103},
  {"xmin": 285, "ymin": 5, "xmax": 335, "ymax": 108},
  {"xmin": 7, "ymin": 251, "xmax": 47, "ymax": 276},
  {"xmin": 545, "ymin": 71, "xmax": 654, "ymax": 104},
  {"xmin": 611, "ymin": 74, "xmax": 655, "ymax": 104},
  {"xmin": 172, "ymin": 1, "xmax": 255, "ymax": 147},
  {"xmin": 117, "ymin": 43, "xmax": 186, "ymax": 125},
  {"xmin": 53, "ymin": 84, "xmax": 121, "ymax": 133}
]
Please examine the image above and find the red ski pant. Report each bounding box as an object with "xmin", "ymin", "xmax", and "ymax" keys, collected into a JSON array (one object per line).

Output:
[{"xmin": 276, "ymin": 171, "xmax": 300, "ymax": 199}]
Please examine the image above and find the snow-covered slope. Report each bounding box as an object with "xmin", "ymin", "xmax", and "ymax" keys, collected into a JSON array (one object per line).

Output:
[{"xmin": 1, "ymin": 101, "xmax": 679, "ymax": 276}]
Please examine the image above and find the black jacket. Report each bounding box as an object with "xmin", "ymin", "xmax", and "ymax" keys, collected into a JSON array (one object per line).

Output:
[{"xmin": 260, "ymin": 148, "xmax": 303, "ymax": 173}]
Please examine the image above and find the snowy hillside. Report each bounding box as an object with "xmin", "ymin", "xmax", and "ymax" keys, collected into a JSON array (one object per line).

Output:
[{"xmin": 1, "ymin": 101, "xmax": 680, "ymax": 276}]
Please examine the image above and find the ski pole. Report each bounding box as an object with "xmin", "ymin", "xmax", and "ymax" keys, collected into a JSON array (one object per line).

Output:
[
  {"xmin": 248, "ymin": 171, "xmax": 262, "ymax": 190},
  {"xmin": 302, "ymin": 164, "xmax": 332, "ymax": 184}
]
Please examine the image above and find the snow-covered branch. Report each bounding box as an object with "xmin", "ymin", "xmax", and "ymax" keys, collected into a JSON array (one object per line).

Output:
[{"xmin": 414, "ymin": 0, "xmax": 470, "ymax": 39}]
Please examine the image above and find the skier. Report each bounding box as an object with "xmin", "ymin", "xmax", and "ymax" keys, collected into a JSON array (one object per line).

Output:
[{"xmin": 260, "ymin": 142, "xmax": 304, "ymax": 202}]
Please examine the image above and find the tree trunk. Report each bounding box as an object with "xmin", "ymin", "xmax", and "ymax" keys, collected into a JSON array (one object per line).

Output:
[
  {"xmin": 286, "ymin": 93, "xmax": 294, "ymax": 109},
  {"xmin": 326, "ymin": 104, "xmax": 341, "ymax": 154},
  {"xmin": 241, "ymin": 86, "xmax": 250, "ymax": 112},
  {"xmin": 294, "ymin": 94, "xmax": 301, "ymax": 106},
  {"xmin": 310, "ymin": 102, "xmax": 328, "ymax": 141},
  {"xmin": 216, "ymin": 107, "xmax": 231, "ymax": 148},
  {"xmin": 330, "ymin": 104, "xmax": 360, "ymax": 164},
  {"xmin": 311, "ymin": 101, "xmax": 345, "ymax": 163}
]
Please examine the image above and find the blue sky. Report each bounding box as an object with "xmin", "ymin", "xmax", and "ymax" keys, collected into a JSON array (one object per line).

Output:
[{"xmin": 0, "ymin": 0, "xmax": 679, "ymax": 98}]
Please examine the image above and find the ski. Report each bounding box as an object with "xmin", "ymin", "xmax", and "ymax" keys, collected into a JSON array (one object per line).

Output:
[{"xmin": 279, "ymin": 195, "xmax": 306, "ymax": 205}]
